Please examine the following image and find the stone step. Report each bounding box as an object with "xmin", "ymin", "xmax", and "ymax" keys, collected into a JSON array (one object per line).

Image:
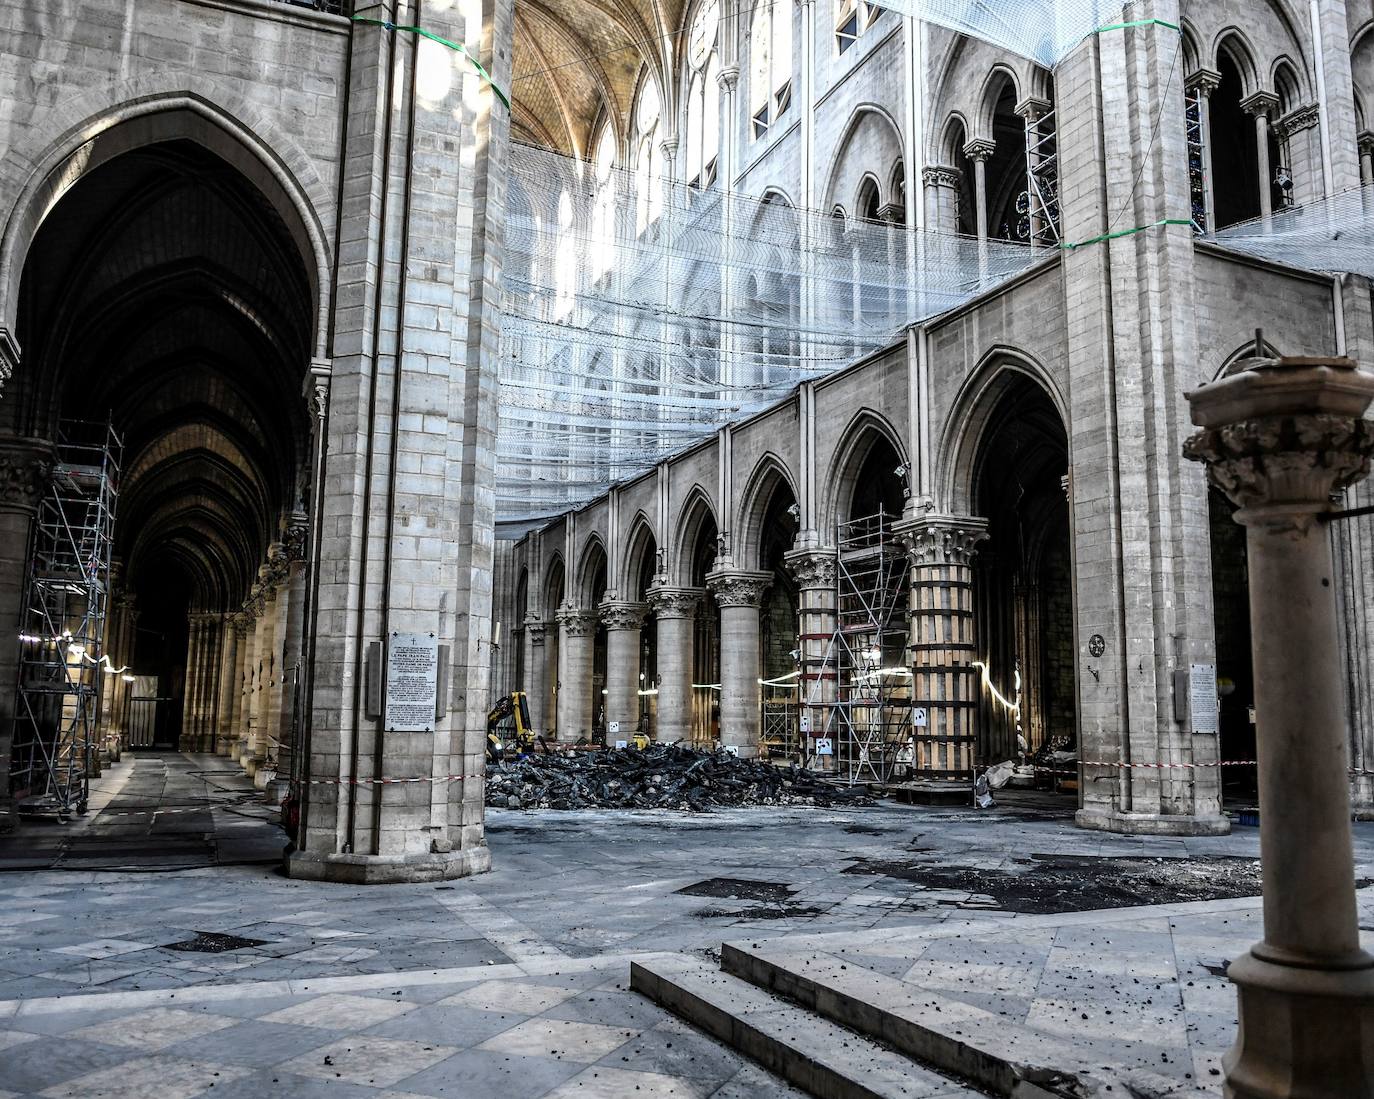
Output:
[
  {"xmin": 630, "ymin": 954, "xmax": 983, "ymax": 1099},
  {"xmin": 719, "ymin": 943, "xmax": 1199, "ymax": 1099}
]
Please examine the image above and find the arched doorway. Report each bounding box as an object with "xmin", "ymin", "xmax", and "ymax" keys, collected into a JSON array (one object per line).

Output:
[
  {"xmin": 969, "ymin": 373, "xmax": 1074, "ymax": 765},
  {"xmin": 7, "ymin": 136, "xmax": 316, "ymax": 813},
  {"xmin": 1209, "ymin": 488, "xmax": 1255, "ymax": 798},
  {"xmin": 624, "ymin": 526, "xmax": 659, "ymax": 736},
  {"xmin": 683, "ymin": 505, "xmax": 720, "ymax": 745}
]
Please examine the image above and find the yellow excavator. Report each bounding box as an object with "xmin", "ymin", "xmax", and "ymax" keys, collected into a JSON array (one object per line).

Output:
[{"xmin": 486, "ymin": 692, "xmax": 538, "ymax": 760}]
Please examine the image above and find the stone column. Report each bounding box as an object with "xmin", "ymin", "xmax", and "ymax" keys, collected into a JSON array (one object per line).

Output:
[
  {"xmin": 1015, "ymin": 96, "xmax": 1052, "ymax": 245},
  {"xmin": 1186, "ymin": 69, "xmax": 1220, "ymax": 232},
  {"xmin": 600, "ymin": 601, "xmax": 647, "ymax": 738},
  {"xmin": 198, "ymin": 615, "xmax": 222, "ymax": 754},
  {"xmin": 290, "ymin": 0, "xmax": 511, "ymax": 884},
  {"xmin": 214, "ymin": 614, "xmax": 239, "ymax": 756},
  {"xmin": 1184, "ymin": 350, "xmax": 1374, "ymax": 1096},
  {"xmin": 784, "ymin": 549, "xmax": 837, "ymax": 763},
  {"xmin": 921, "ymin": 166, "xmax": 960, "ymax": 233},
  {"xmin": 962, "ymin": 139, "xmax": 994, "ymax": 241},
  {"xmin": 706, "ymin": 569, "xmax": 771, "ymax": 757},
  {"xmin": 1360, "ymin": 131, "xmax": 1374, "ymax": 186},
  {"xmin": 272, "ymin": 522, "xmax": 308, "ymax": 795},
  {"xmin": 180, "ymin": 615, "xmax": 205, "ymax": 751},
  {"xmin": 0, "ymin": 438, "xmax": 54, "ymax": 829},
  {"xmin": 1242, "ymin": 91, "xmax": 1280, "ymax": 219},
  {"xmin": 239, "ymin": 584, "xmax": 264, "ymax": 769},
  {"xmin": 555, "ymin": 608, "xmax": 598, "ymax": 741},
  {"xmin": 522, "ymin": 615, "xmax": 547, "ymax": 734},
  {"xmin": 647, "ymin": 586, "xmax": 701, "ymax": 744},
  {"xmin": 896, "ymin": 515, "xmax": 987, "ymax": 781},
  {"xmin": 226, "ymin": 613, "xmax": 250, "ymax": 757}
]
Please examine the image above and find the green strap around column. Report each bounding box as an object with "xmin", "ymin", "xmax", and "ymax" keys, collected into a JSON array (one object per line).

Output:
[{"xmin": 352, "ymin": 15, "xmax": 511, "ymax": 110}]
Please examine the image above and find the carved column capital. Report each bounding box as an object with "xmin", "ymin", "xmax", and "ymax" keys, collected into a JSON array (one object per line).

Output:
[
  {"xmin": 1185, "ymin": 68, "xmax": 1222, "ymax": 98},
  {"xmin": 647, "ymin": 585, "xmax": 703, "ymax": 619},
  {"xmin": 599, "ymin": 600, "xmax": 648, "ymax": 631},
  {"xmin": 1359, "ymin": 130, "xmax": 1374, "ymax": 157},
  {"xmin": 922, "ymin": 164, "xmax": 961, "ymax": 189},
  {"xmin": 524, "ymin": 613, "xmax": 548, "ymax": 646},
  {"xmin": 894, "ymin": 514, "xmax": 990, "ymax": 567},
  {"xmin": 1014, "ymin": 95, "xmax": 1052, "ymax": 123},
  {"xmin": 228, "ymin": 611, "xmax": 253, "ymax": 638},
  {"xmin": 0, "ymin": 436, "xmax": 54, "ymax": 514},
  {"xmin": 1241, "ymin": 90, "xmax": 1281, "ymax": 119},
  {"xmin": 1274, "ymin": 103, "xmax": 1320, "ymax": 141},
  {"xmin": 1184, "ymin": 353, "xmax": 1374, "ymax": 531},
  {"xmin": 716, "ymin": 64, "xmax": 739, "ymax": 91},
  {"xmin": 555, "ymin": 606, "xmax": 600, "ymax": 637},
  {"xmin": 783, "ymin": 548, "xmax": 837, "ymax": 589},
  {"xmin": 962, "ymin": 138, "xmax": 995, "ymax": 163},
  {"xmin": 706, "ymin": 568, "xmax": 772, "ymax": 608},
  {"xmin": 284, "ymin": 512, "xmax": 310, "ymax": 562}
]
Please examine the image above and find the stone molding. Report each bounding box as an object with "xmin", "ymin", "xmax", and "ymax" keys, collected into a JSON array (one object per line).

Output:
[
  {"xmin": 895, "ymin": 514, "xmax": 990, "ymax": 568},
  {"xmin": 1274, "ymin": 103, "xmax": 1320, "ymax": 141},
  {"xmin": 647, "ymin": 585, "xmax": 703, "ymax": 619},
  {"xmin": 284, "ymin": 513, "xmax": 310, "ymax": 562},
  {"xmin": 706, "ymin": 569, "xmax": 772, "ymax": 608},
  {"xmin": 922, "ymin": 164, "xmax": 960, "ymax": 189},
  {"xmin": 555, "ymin": 606, "xmax": 599, "ymax": 637},
  {"xmin": 228, "ymin": 611, "xmax": 252, "ymax": 638},
  {"xmin": 599, "ymin": 600, "xmax": 649, "ymax": 631},
  {"xmin": 783, "ymin": 548, "xmax": 837, "ymax": 589},
  {"xmin": 523, "ymin": 612, "xmax": 548, "ymax": 645},
  {"xmin": 0, "ymin": 437, "xmax": 53, "ymax": 513}
]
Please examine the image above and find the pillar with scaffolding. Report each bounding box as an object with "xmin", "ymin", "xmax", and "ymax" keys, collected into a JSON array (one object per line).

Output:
[
  {"xmin": 800, "ymin": 510, "xmax": 912, "ymax": 785},
  {"xmin": 9, "ymin": 419, "xmax": 122, "ymax": 820}
]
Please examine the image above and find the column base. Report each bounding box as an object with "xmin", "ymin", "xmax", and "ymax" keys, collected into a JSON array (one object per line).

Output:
[
  {"xmin": 1076, "ymin": 806, "xmax": 1232, "ymax": 836},
  {"xmin": 252, "ymin": 766, "xmax": 275, "ymax": 791},
  {"xmin": 1224, "ymin": 947, "xmax": 1374, "ymax": 1099},
  {"xmin": 285, "ymin": 844, "xmax": 491, "ymax": 884}
]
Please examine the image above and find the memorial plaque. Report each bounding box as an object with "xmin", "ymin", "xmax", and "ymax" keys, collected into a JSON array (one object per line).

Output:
[
  {"xmin": 1189, "ymin": 662, "xmax": 1219, "ymax": 735},
  {"xmin": 384, "ymin": 632, "xmax": 440, "ymax": 732}
]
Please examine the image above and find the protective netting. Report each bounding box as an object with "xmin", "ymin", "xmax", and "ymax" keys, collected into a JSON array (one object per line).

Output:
[
  {"xmin": 1206, "ymin": 185, "xmax": 1374, "ymax": 280},
  {"xmin": 498, "ymin": 142, "xmax": 1039, "ymax": 520},
  {"xmin": 895, "ymin": 1, "xmax": 1127, "ymax": 68}
]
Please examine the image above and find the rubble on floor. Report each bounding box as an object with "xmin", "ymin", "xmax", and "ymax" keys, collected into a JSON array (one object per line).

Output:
[{"xmin": 486, "ymin": 743, "xmax": 871, "ymax": 811}]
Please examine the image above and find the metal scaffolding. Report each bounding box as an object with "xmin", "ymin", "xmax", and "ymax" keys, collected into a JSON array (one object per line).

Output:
[
  {"xmin": 10, "ymin": 419, "xmax": 122, "ymax": 820},
  {"xmin": 801, "ymin": 510, "xmax": 913, "ymax": 785}
]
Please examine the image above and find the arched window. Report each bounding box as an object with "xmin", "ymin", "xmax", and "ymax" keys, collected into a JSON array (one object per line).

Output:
[
  {"xmin": 634, "ymin": 79, "xmax": 663, "ymax": 234},
  {"xmin": 856, "ymin": 176, "xmax": 881, "ymax": 221},
  {"xmin": 835, "ymin": 0, "xmax": 881, "ymax": 54},
  {"xmin": 590, "ymin": 124, "xmax": 617, "ymax": 279},
  {"xmin": 751, "ymin": 0, "xmax": 794, "ymax": 140},
  {"xmin": 684, "ymin": 0, "xmax": 721, "ymax": 187}
]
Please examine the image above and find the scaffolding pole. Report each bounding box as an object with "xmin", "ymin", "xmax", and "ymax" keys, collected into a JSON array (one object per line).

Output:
[{"xmin": 9, "ymin": 418, "xmax": 122, "ymax": 820}]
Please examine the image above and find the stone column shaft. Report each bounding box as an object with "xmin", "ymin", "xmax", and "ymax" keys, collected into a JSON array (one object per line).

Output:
[
  {"xmin": 707, "ymin": 570, "xmax": 771, "ymax": 757},
  {"xmin": 897, "ymin": 516, "xmax": 987, "ymax": 779},
  {"xmin": 648, "ymin": 587, "xmax": 701, "ymax": 744},
  {"xmin": 276, "ymin": 560, "xmax": 307, "ymax": 787},
  {"xmin": 555, "ymin": 608, "xmax": 598, "ymax": 741},
  {"xmin": 522, "ymin": 615, "xmax": 547, "ymax": 734},
  {"xmin": 600, "ymin": 601, "xmax": 647, "ymax": 736},
  {"xmin": 785, "ymin": 550, "xmax": 837, "ymax": 763}
]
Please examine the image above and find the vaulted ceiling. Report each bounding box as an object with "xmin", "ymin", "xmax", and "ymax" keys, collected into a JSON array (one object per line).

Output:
[{"xmin": 511, "ymin": 0, "xmax": 686, "ymax": 155}]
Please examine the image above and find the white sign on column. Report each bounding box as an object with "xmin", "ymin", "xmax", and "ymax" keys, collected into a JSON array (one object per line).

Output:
[{"xmin": 384, "ymin": 632, "xmax": 440, "ymax": 733}]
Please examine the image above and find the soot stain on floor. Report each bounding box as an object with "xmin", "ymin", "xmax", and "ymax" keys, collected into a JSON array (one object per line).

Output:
[{"xmin": 840, "ymin": 853, "xmax": 1290, "ymax": 914}]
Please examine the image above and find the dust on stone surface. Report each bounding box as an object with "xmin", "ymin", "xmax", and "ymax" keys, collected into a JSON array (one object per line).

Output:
[
  {"xmin": 841, "ymin": 853, "xmax": 1280, "ymax": 914},
  {"xmin": 676, "ymin": 877, "xmax": 798, "ymax": 902}
]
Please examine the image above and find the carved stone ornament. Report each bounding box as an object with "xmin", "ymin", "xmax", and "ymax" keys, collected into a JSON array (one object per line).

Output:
[
  {"xmin": 1183, "ymin": 352, "xmax": 1374, "ymax": 533},
  {"xmin": 962, "ymin": 138, "xmax": 996, "ymax": 163},
  {"xmin": 1184, "ymin": 413, "xmax": 1374, "ymax": 519},
  {"xmin": 784, "ymin": 549, "xmax": 837, "ymax": 589},
  {"xmin": 0, "ymin": 438, "xmax": 54, "ymax": 513},
  {"xmin": 921, "ymin": 164, "xmax": 961, "ymax": 189},
  {"xmin": 897, "ymin": 515, "xmax": 990, "ymax": 568},
  {"xmin": 1274, "ymin": 103, "xmax": 1321, "ymax": 141},
  {"xmin": 647, "ymin": 586, "xmax": 703, "ymax": 619},
  {"xmin": 229, "ymin": 611, "xmax": 252, "ymax": 638},
  {"xmin": 599, "ymin": 600, "xmax": 649, "ymax": 631},
  {"xmin": 706, "ymin": 569, "xmax": 772, "ymax": 608},
  {"xmin": 525, "ymin": 616, "xmax": 548, "ymax": 646},
  {"xmin": 285, "ymin": 515, "xmax": 310, "ymax": 562},
  {"xmin": 1185, "ymin": 67, "xmax": 1221, "ymax": 98},
  {"xmin": 555, "ymin": 607, "xmax": 600, "ymax": 637},
  {"xmin": 243, "ymin": 582, "xmax": 267, "ymax": 619}
]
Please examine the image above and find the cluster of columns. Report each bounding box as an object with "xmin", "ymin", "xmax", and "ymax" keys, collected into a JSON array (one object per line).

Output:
[{"xmin": 515, "ymin": 518, "xmax": 997, "ymax": 769}]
